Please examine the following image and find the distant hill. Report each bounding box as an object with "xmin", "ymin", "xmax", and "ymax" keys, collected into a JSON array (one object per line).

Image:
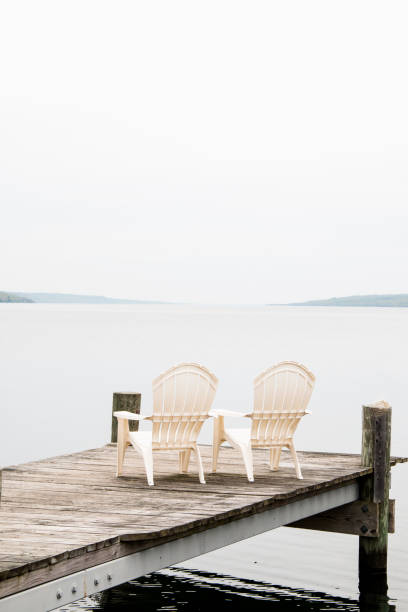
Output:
[
  {"xmin": 13, "ymin": 292, "xmax": 165, "ymax": 304},
  {"xmin": 287, "ymin": 294, "xmax": 408, "ymax": 307},
  {"xmin": 0, "ymin": 291, "xmax": 33, "ymax": 303}
]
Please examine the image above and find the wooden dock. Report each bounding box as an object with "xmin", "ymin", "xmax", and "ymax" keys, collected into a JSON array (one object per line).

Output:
[{"xmin": 0, "ymin": 440, "xmax": 406, "ymax": 611}]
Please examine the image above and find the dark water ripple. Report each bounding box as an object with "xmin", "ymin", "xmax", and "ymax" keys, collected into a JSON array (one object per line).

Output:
[{"xmin": 58, "ymin": 568, "xmax": 365, "ymax": 611}]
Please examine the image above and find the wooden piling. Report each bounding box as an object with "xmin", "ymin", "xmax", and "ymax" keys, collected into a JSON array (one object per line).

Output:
[
  {"xmin": 111, "ymin": 393, "xmax": 141, "ymax": 443},
  {"xmin": 359, "ymin": 401, "xmax": 392, "ymax": 610}
]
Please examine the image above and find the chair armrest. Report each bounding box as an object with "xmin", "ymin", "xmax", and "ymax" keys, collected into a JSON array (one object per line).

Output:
[
  {"xmin": 113, "ymin": 411, "xmax": 150, "ymax": 421},
  {"xmin": 209, "ymin": 409, "xmax": 251, "ymax": 418}
]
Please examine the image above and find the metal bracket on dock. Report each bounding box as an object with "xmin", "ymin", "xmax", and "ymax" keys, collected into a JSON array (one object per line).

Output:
[{"xmin": 287, "ymin": 499, "xmax": 395, "ymax": 537}]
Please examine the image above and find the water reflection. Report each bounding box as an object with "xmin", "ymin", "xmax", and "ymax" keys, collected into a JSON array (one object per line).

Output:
[{"xmin": 57, "ymin": 568, "xmax": 396, "ymax": 611}]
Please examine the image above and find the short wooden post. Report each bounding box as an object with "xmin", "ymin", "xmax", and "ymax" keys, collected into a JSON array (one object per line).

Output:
[
  {"xmin": 359, "ymin": 401, "xmax": 392, "ymax": 611},
  {"xmin": 111, "ymin": 393, "xmax": 141, "ymax": 443}
]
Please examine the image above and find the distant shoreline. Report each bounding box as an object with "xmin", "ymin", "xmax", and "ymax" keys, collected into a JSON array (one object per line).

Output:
[
  {"xmin": 0, "ymin": 291, "xmax": 33, "ymax": 303},
  {"xmin": 1, "ymin": 292, "xmax": 168, "ymax": 305},
  {"xmin": 2, "ymin": 291, "xmax": 408, "ymax": 307},
  {"xmin": 282, "ymin": 294, "xmax": 408, "ymax": 307}
]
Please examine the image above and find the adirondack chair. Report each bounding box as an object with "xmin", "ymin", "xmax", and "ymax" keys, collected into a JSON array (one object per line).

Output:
[
  {"xmin": 114, "ymin": 363, "xmax": 218, "ymax": 485},
  {"xmin": 211, "ymin": 361, "xmax": 315, "ymax": 481}
]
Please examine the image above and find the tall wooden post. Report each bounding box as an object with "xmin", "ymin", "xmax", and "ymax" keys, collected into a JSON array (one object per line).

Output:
[
  {"xmin": 111, "ymin": 393, "xmax": 141, "ymax": 443},
  {"xmin": 359, "ymin": 401, "xmax": 392, "ymax": 611}
]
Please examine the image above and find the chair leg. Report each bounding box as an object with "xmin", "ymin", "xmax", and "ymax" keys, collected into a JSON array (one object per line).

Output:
[
  {"xmin": 179, "ymin": 449, "xmax": 196, "ymax": 474},
  {"xmin": 240, "ymin": 444, "xmax": 254, "ymax": 482},
  {"xmin": 140, "ymin": 447, "xmax": 154, "ymax": 486},
  {"xmin": 116, "ymin": 420, "xmax": 128, "ymax": 477},
  {"xmin": 179, "ymin": 451, "xmax": 185, "ymax": 473},
  {"xmin": 212, "ymin": 442, "xmax": 221, "ymax": 472},
  {"xmin": 194, "ymin": 446, "xmax": 205, "ymax": 484},
  {"xmin": 212, "ymin": 416, "xmax": 224, "ymax": 472},
  {"xmin": 288, "ymin": 441, "xmax": 303, "ymax": 479},
  {"xmin": 270, "ymin": 447, "xmax": 282, "ymax": 471},
  {"xmin": 182, "ymin": 449, "xmax": 192, "ymax": 472}
]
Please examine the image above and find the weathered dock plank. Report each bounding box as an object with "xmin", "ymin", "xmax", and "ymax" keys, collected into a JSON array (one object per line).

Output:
[{"xmin": 0, "ymin": 444, "xmax": 405, "ymax": 605}]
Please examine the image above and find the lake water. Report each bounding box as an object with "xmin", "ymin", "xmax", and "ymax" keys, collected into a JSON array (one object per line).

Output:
[{"xmin": 1, "ymin": 304, "xmax": 407, "ymax": 610}]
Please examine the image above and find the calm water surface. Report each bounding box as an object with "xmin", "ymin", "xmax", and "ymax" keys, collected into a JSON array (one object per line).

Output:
[{"xmin": 0, "ymin": 304, "xmax": 407, "ymax": 610}]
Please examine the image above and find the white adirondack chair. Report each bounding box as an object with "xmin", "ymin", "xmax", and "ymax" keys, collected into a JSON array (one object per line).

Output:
[
  {"xmin": 114, "ymin": 363, "xmax": 218, "ymax": 485},
  {"xmin": 211, "ymin": 361, "xmax": 315, "ymax": 481}
]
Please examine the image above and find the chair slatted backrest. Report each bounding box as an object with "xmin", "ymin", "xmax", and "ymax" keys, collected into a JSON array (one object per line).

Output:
[
  {"xmin": 152, "ymin": 363, "xmax": 218, "ymax": 449},
  {"xmin": 251, "ymin": 361, "xmax": 315, "ymax": 447}
]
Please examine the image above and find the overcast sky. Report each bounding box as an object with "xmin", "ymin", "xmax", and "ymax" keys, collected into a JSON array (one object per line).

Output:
[{"xmin": 1, "ymin": 1, "xmax": 408, "ymax": 303}]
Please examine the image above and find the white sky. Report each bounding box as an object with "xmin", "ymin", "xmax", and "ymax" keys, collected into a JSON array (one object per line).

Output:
[{"xmin": 1, "ymin": 0, "xmax": 408, "ymax": 303}]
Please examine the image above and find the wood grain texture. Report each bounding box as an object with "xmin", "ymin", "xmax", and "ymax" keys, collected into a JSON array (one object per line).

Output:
[
  {"xmin": 111, "ymin": 393, "xmax": 141, "ymax": 443},
  {"xmin": 288, "ymin": 499, "xmax": 396, "ymax": 538},
  {"xmin": 0, "ymin": 443, "xmax": 406, "ymax": 599},
  {"xmin": 359, "ymin": 403, "xmax": 392, "ymax": 603},
  {"xmin": 287, "ymin": 500, "xmax": 393, "ymax": 537}
]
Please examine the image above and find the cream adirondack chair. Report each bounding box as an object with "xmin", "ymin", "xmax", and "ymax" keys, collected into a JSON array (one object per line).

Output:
[
  {"xmin": 114, "ymin": 363, "xmax": 218, "ymax": 485},
  {"xmin": 211, "ymin": 361, "xmax": 315, "ymax": 481}
]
